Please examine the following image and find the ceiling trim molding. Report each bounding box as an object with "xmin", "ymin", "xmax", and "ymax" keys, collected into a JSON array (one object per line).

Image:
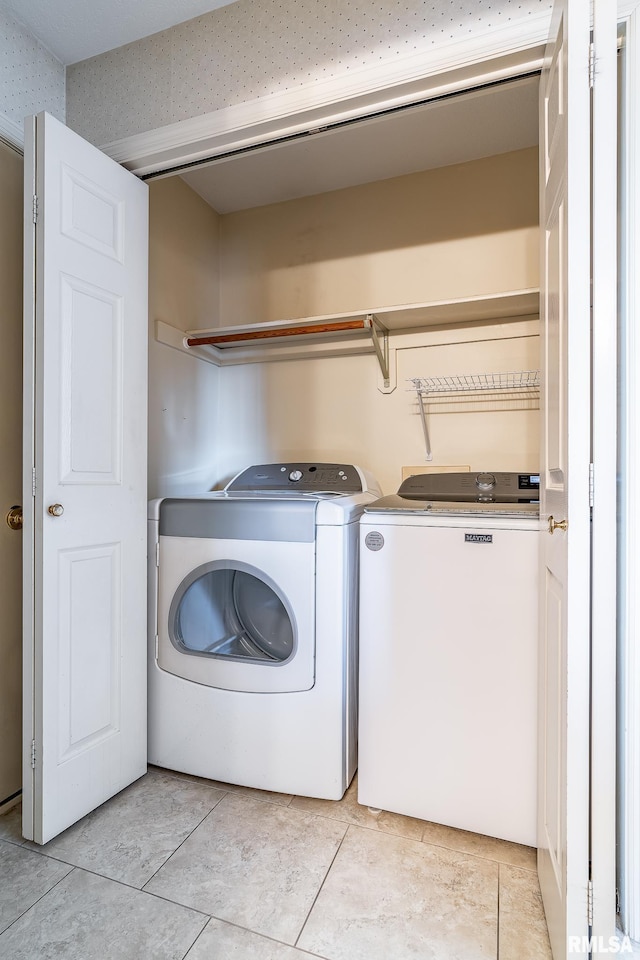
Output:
[
  {"xmin": 101, "ymin": 14, "xmax": 549, "ymax": 177},
  {"xmin": 0, "ymin": 112, "xmax": 25, "ymax": 151}
]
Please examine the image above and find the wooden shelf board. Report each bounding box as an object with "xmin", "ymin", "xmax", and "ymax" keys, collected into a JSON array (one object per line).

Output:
[{"xmin": 184, "ymin": 288, "xmax": 539, "ymax": 344}]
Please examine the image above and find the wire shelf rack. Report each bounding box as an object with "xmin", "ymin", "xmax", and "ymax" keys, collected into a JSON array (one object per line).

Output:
[
  {"xmin": 408, "ymin": 370, "xmax": 540, "ymax": 461},
  {"xmin": 409, "ymin": 370, "xmax": 541, "ymax": 395}
]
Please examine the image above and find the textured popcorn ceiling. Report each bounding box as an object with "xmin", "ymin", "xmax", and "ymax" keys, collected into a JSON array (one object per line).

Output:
[{"xmin": 66, "ymin": 0, "xmax": 552, "ymax": 146}]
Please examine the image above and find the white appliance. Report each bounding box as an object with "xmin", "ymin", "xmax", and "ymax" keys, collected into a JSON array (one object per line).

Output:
[
  {"xmin": 358, "ymin": 471, "xmax": 539, "ymax": 846},
  {"xmin": 148, "ymin": 462, "xmax": 381, "ymax": 799}
]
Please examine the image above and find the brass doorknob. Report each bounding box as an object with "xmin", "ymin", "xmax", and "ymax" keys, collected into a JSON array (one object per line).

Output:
[
  {"xmin": 48, "ymin": 504, "xmax": 64, "ymax": 517},
  {"xmin": 548, "ymin": 516, "xmax": 568, "ymax": 534},
  {"xmin": 5, "ymin": 506, "xmax": 22, "ymax": 531}
]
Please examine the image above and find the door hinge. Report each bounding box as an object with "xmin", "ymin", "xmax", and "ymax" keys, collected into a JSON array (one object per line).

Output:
[
  {"xmin": 589, "ymin": 42, "xmax": 596, "ymax": 88},
  {"xmin": 30, "ymin": 740, "xmax": 36, "ymax": 769},
  {"xmin": 589, "ymin": 462, "xmax": 594, "ymax": 509},
  {"xmin": 32, "ymin": 194, "xmax": 39, "ymax": 224},
  {"xmin": 587, "ymin": 878, "xmax": 594, "ymax": 926},
  {"xmin": 32, "ymin": 467, "xmax": 37, "ymax": 497}
]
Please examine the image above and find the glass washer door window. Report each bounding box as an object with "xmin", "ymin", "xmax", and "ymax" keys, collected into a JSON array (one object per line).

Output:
[{"xmin": 169, "ymin": 561, "xmax": 296, "ymax": 665}]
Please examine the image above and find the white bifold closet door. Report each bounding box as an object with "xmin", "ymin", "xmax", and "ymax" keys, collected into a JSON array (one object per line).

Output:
[
  {"xmin": 23, "ymin": 112, "xmax": 148, "ymax": 845},
  {"xmin": 538, "ymin": 0, "xmax": 618, "ymax": 957}
]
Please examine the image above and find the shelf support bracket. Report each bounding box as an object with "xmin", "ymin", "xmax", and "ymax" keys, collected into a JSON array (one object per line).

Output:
[
  {"xmin": 416, "ymin": 391, "xmax": 433, "ymax": 462},
  {"xmin": 366, "ymin": 314, "xmax": 390, "ymax": 388}
]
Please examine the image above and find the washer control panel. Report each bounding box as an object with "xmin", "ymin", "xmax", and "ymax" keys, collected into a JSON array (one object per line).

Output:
[
  {"xmin": 226, "ymin": 463, "xmax": 363, "ymax": 494},
  {"xmin": 397, "ymin": 471, "xmax": 540, "ymax": 503}
]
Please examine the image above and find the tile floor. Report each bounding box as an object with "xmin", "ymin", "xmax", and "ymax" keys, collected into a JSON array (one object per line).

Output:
[{"xmin": 0, "ymin": 767, "xmax": 552, "ymax": 960}]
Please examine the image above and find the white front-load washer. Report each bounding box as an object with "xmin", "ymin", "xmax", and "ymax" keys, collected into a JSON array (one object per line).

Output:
[
  {"xmin": 358, "ymin": 471, "xmax": 539, "ymax": 845},
  {"xmin": 148, "ymin": 462, "xmax": 381, "ymax": 800}
]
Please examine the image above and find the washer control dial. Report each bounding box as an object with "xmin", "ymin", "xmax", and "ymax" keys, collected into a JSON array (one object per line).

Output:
[
  {"xmin": 289, "ymin": 469, "xmax": 303, "ymax": 482},
  {"xmin": 475, "ymin": 473, "xmax": 496, "ymax": 491}
]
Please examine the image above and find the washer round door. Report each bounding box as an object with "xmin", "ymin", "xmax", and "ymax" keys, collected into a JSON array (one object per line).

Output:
[
  {"xmin": 170, "ymin": 562, "xmax": 296, "ymax": 664},
  {"xmin": 156, "ymin": 533, "xmax": 317, "ymax": 693}
]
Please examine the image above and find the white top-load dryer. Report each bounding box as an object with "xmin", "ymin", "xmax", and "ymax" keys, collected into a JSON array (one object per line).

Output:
[
  {"xmin": 148, "ymin": 462, "xmax": 381, "ymax": 800},
  {"xmin": 358, "ymin": 471, "xmax": 539, "ymax": 846}
]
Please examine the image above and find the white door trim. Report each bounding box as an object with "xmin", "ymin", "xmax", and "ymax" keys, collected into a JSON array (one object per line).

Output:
[
  {"xmin": 21, "ymin": 115, "xmax": 36, "ymax": 836},
  {"xmin": 591, "ymin": 0, "xmax": 620, "ymax": 944},
  {"xmin": 103, "ymin": 20, "xmax": 549, "ymax": 176},
  {"xmin": 618, "ymin": 2, "xmax": 640, "ymax": 941},
  {"xmin": 0, "ymin": 112, "xmax": 25, "ymax": 152}
]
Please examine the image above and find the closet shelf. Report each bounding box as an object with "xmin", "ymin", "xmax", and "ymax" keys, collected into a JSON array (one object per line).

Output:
[
  {"xmin": 157, "ymin": 289, "xmax": 539, "ymax": 385},
  {"xmin": 408, "ymin": 370, "xmax": 541, "ymax": 461}
]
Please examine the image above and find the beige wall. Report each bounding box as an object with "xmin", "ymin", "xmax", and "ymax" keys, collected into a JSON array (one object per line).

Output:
[
  {"xmin": 0, "ymin": 140, "xmax": 24, "ymax": 805},
  {"xmin": 218, "ymin": 148, "xmax": 539, "ymax": 326},
  {"xmin": 150, "ymin": 175, "xmax": 221, "ymax": 334},
  {"xmin": 216, "ymin": 322, "xmax": 540, "ymax": 495},
  {"xmin": 148, "ymin": 177, "xmax": 223, "ymax": 498}
]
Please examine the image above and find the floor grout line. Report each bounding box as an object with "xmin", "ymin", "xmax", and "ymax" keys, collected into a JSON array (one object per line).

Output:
[
  {"xmin": 2, "ymin": 852, "xmax": 214, "ymax": 910},
  {"xmin": 1, "ymin": 836, "xmax": 87, "ymax": 875},
  {"xmin": 185, "ymin": 914, "xmax": 331, "ymax": 959},
  {"xmin": 0, "ymin": 863, "xmax": 76, "ymax": 938},
  {"xmin": 293, "ymin": 822, "xmax": 350, "ymax": 952},
  {"xmin": 0, "ymin": 834, "xmax": 27, "ymax": 850},
  {"xmin": 140, "ymin": 790, "xmax": 227, "ymax": 891},
  {"xmin": 178, "ymin": 915, "xmax": 210, "ymax": 960}
]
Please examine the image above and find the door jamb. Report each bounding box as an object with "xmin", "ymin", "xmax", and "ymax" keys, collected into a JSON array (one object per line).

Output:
[{"xmin": 617, "ymin": 4, "xmax": 640, "ymax": 941}]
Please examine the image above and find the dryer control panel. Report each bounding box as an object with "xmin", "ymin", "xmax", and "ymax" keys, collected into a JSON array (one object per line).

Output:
[{"xmin": 226, "ymin": 463, "xmax": 363, "ymax": 494}]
